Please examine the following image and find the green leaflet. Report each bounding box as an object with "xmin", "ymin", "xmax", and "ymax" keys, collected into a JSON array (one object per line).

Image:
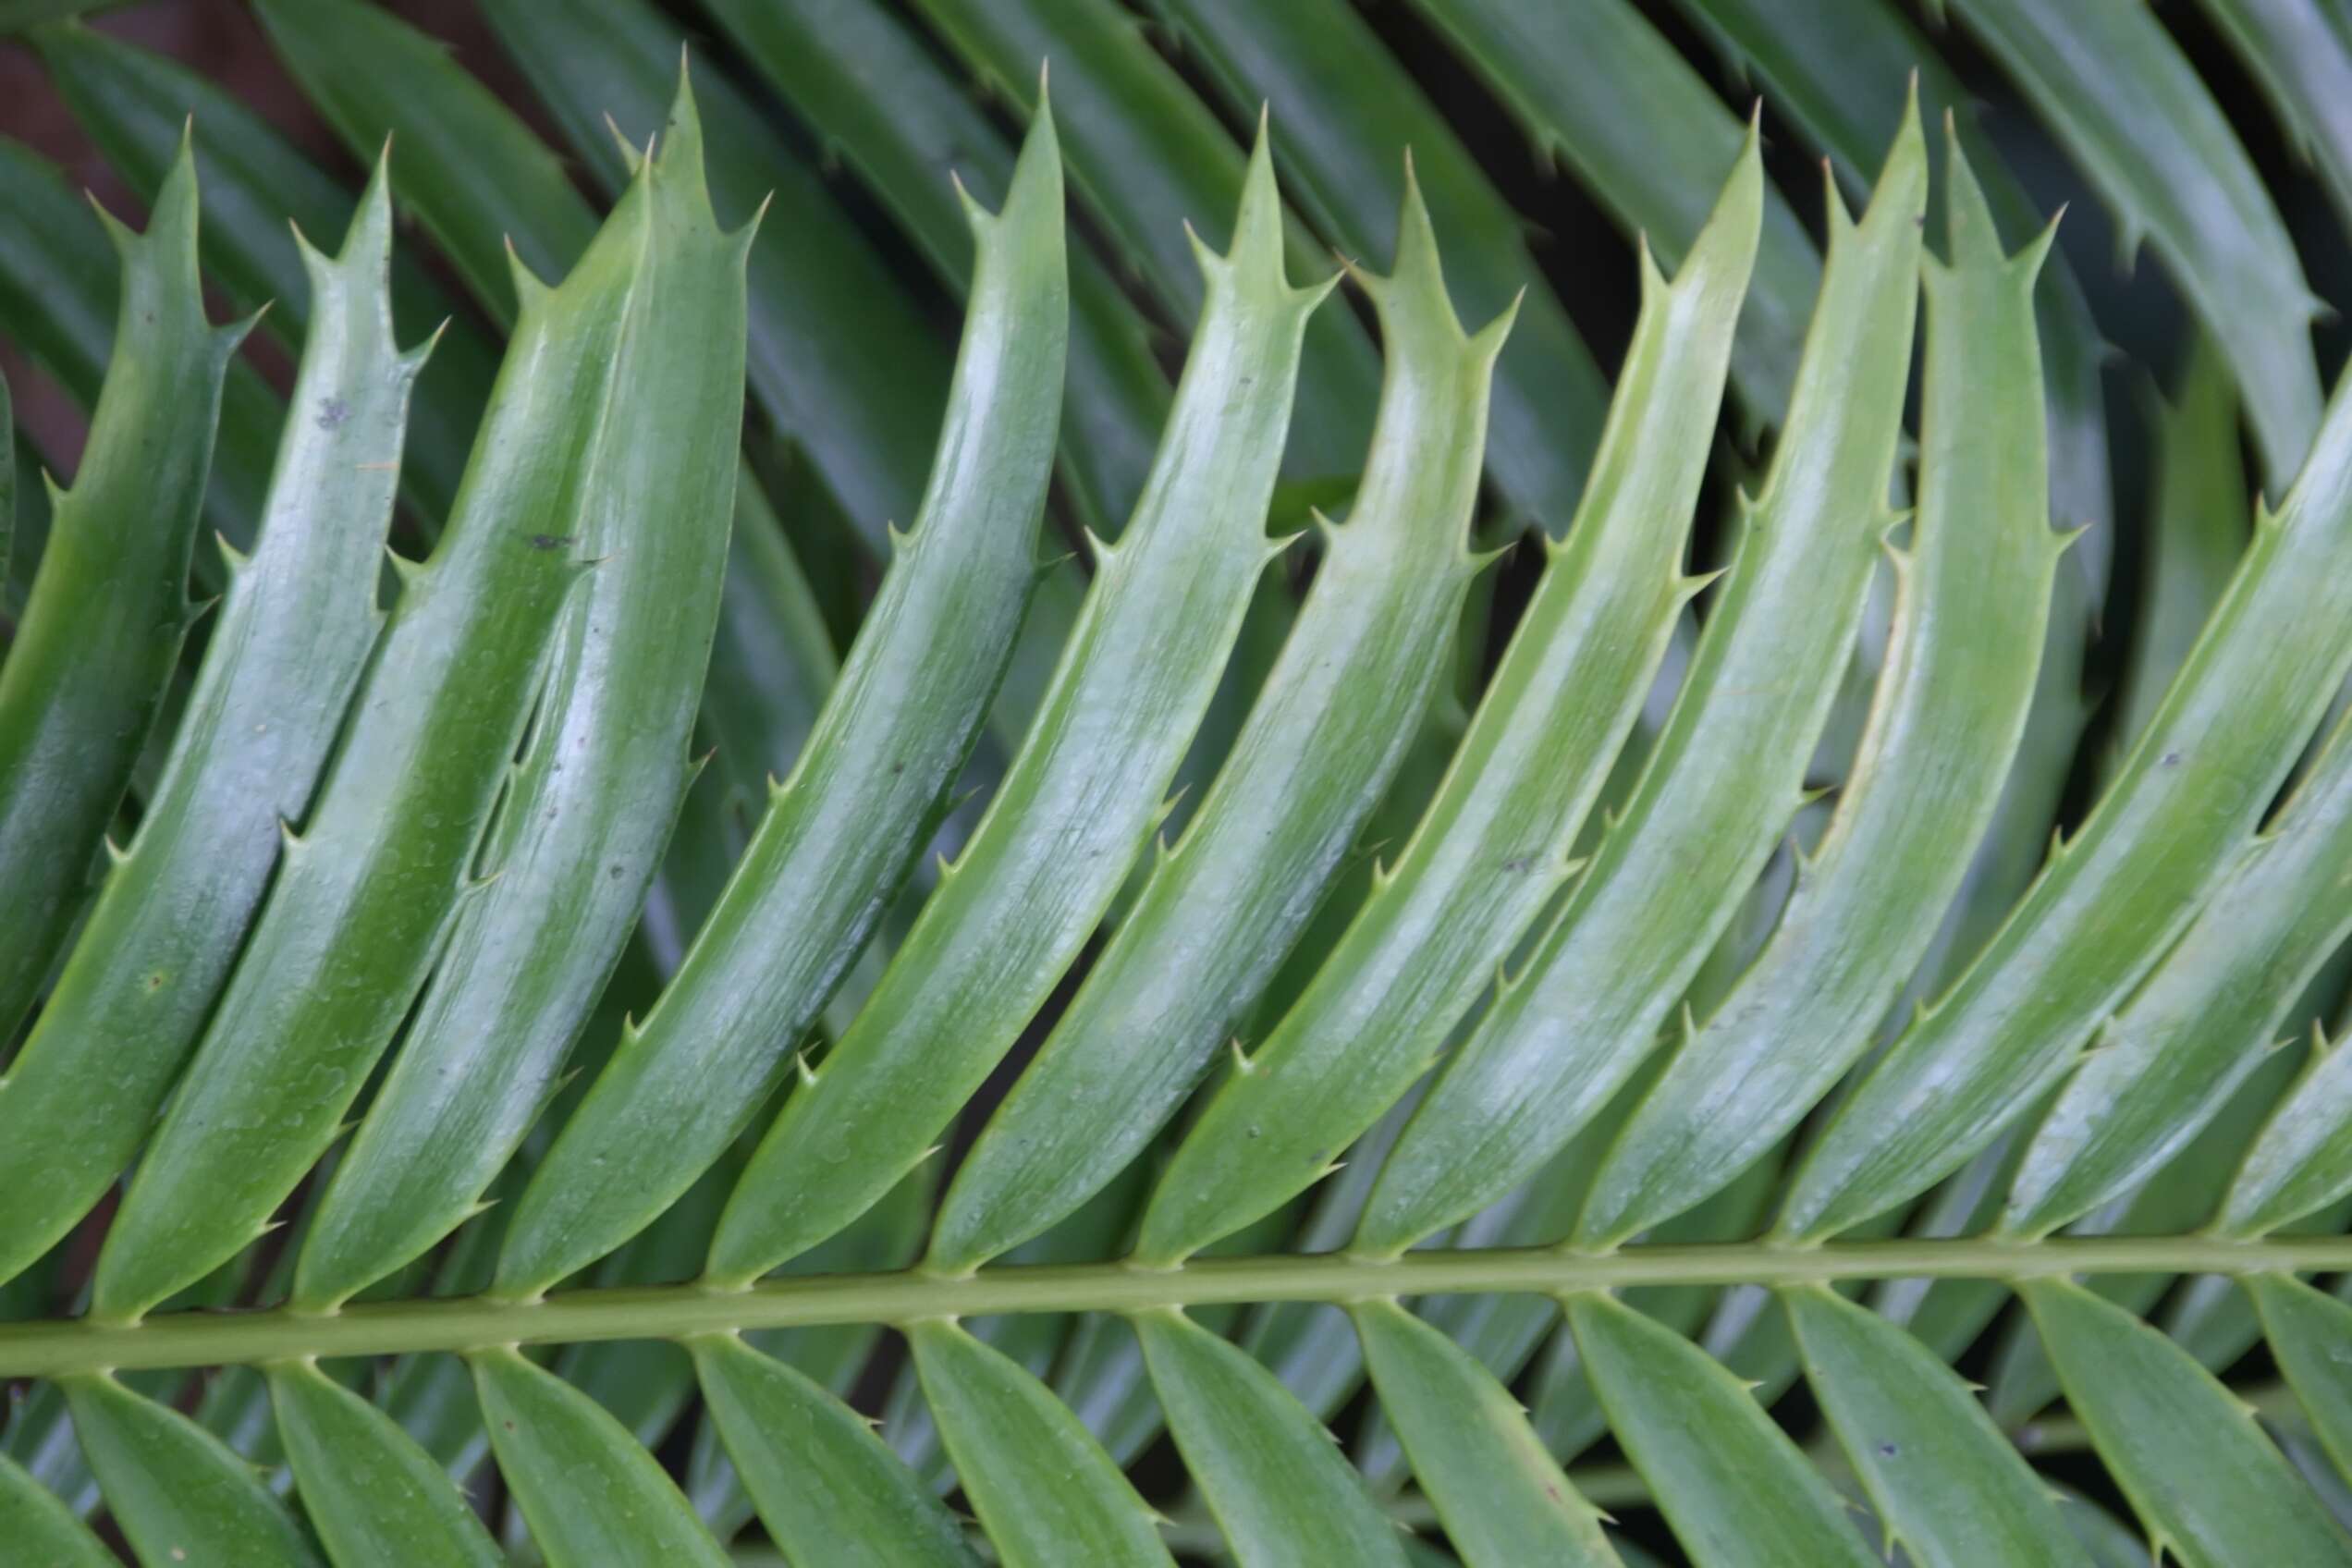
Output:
[
  {"xmin": 1133, "ymin": 1308, "xmax": 1406, "ymax": 1568},
  {"xmin": 692, "ymin": 1334, "xmax": 975, "ymax": 1567},
  {"xmin": 34, "ymin": 19, "xmax": 493, "ymax": 525},
  {"xmin": 64, "ymin": 1373, "xmax": 319, "ymax": 1567},
  {"xmin": 1566, "ymin": 1292, "xmax": 1879, "ymax": 1567},
  {"xmin": 1782, "ymin": 1285, "xmax": 2089, "ymax": 1568},
  {"xmin": 0, "ymin": 137, "xmax": 277, "ymax": 562},
  {"xmin": 0, "ymin": 1450, "xmax": 109, "ymax": 1566},
  {"xmin": 251, "ymin": 0, "xmax": 587, "ymax": 320},
  {"xmin": 2021, "ymin": 1278, "xmax": 2352, "ymax": 1566},
  {"xmin": 2109, "ymin": 340, "xmax": 2248, "ymax": 757},
  {"xmin": 466, "ymin": 0, "xmax": 941, "ymax": 560},
  {"xmin": 83, "ymin": 144, "xmax": 658, "ymax": 1324},
  {"xmin": 1148, "ymin": 0, "xmax": 1604, "ymax": 528},
  {"xmin": 288, "ymin": 80, "xmax": 749, "ymax": 1311},
  {"xmin": 892, "ymin": 1159, "xmax": 1145, "ymax": 1490},
  {"xmin": 1356, "ymin": 104, "xmax": 1927, "ymax": 1257},
  {"xmin": 471, "ymin": 1349, "xmax": 727, "ymax": 1568},
  {"xmin": 2249, "ymin": 1273, "xmax": 2352, "ymax": 1490},
  {"xmin": 1131, "ymin": 131, "xmax": 1761, "ymax": 1266},
  {"xmin": 2197, "ymin": 0, "xmax": 2352, "ymax": 239},
  {"xmin": 1670, "ymin": 0, "xmax": 2113, "ymax": 611},
  {"xmin": 930, "ymin": 171, "xmax": 1506, "ymax": 1272},
  {"xmin": 0, "ymin": 142, "xmax": 243, "ymax": 1042},
  {"xmin": 1935, "ymin": 0, "xmax": 2321, "ymax": 482},
  {"xmin": 2001, "ymin": 704, "xmax": 2352, "ymax": 1239},
  {"xmin": 1780, "ymin": 363, "xmax": 2352, "ymax": 1243},
  {"xmin": 697, "ymin": 0, "xmax": 1165, "ymax": 533},
  {"xmin": 1985, "ymin": 1043, "xmax": 2305, "ymax": 1427},
  {"xmin": 0, "ymin": 165, "xmax": 422, "ymax": 1290},
  {"xmin": 246, "ymin": 0, "xmax": 836, "ymax": 778},
  {"xmin": 1351, "ymin": 1300, "xmax": 1619, "ymax": 1568},
  {"xmin": 704, "ymin": 134, "xmax": 1320, "ymax": 1287},
  {"xmin": 265, "ymin": 1360, "xmax": 503, "ymax": 1568},
  {"xmin": 1576, "ymin": 128, "xmax": 2058, "ymax": 1249},
  {"xmin": 906, "ymin": 0, "xmax": 1378, "ymax": 481},
  {"xmin": 908, "ymin": 1320, "xmax": 1173, "ymax": 1568},
  {"xmin": 491, "ymin": 111, "xmax": 1068, "ymax": 1300},
  {"xmin": 2218, "ymin": 1032, "xmax": 2352, "ymax": 1236},
  {"xmin": 1405, "ymin": 0, "xmax": 1817, "ymax": 428}
]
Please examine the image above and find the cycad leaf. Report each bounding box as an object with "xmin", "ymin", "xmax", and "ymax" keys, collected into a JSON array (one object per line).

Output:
[
  {"xmin": 1134, "ymin": 1308, "xmax": 1406, "ymax": 1568},
  {"xmin": 909, "ymin": 1319, "xmax": 1174, "ymax": 1568},
  {"xmin": 695, "ymin": 0, "xmax": 1164, "ymax": 534},
  {"xmin": 2219, "ymin": 1035, "xmax": 2352, "ymax": 1236},
  {"xmin": 1782, "ymin": 356, "xmax": 2352, "ymax": 1242},
  {"xmin": 64, "ymin": 1373, "xmax": 320, "ymax": 1567},
  {"xmin": 1936, "ymin": 0, "xmax": 2321, "ymax": 481},
  {"xmin": 250, "ymin": 0, "xmax": 589, "ymax": 318},
  {"xmin": 932, "ymin": 166, "xmax": 1508, "ymax": 1270},
  {"xmin": 0, "ymin": 1450, "xmax": 110, "ymax": 1566},
  {"xmin": 1403, "ymin": 0, "xmax": 1818, "ymax": 426},
  {"xmin": 264, "ymin": 1360, "xmax": 502, "ymax": 1568},
  {"xmin": 2001, "ymin": 701, "xmax": 2352, "ymax": 1239},
  {"xmin": 2248, "ymin": 1272, "xmax": 2352, "ymax": 1491},
  {"xmin": 85, "ymin": 123, "xmax": 654, "ymax": 1321},
  {"xmin": 2198, "ymin": 0, "xmax": 2352, "ymax": 236},
  {"xmin": 1566, "ymin": 1292, "xmax": 1877, "ymax": 1567},
  {"xmin": 1133, "ymin": 126, "xmax": 1762, "ymax": 1264},
  {"xmin": 0, "ymin": 137, "xmax": 277, "ymax": 558},
  {"xmin": 2022, "ymin": 1277, "xmax": 2351, "ymax": 1565},
  {"xmin": 692, "ymin": 1333, "xmax": 977, "ymax": 1568},
  {"xmin": 1672, "ymin": 0, "xmax": 2113, "ymax": 597},
  {"xmin": 471, "ymin": 0, "xmax": 945, "ymax": 558},
  {"xmin": 0, "ymin": 157, "xmax": 418, "ymax": 1289},
  {"xmin": 1579, "ymin": 123, "xmax": 2057, "ymax": 1247},
  {"xmin": 1358, "ymin": 100, "xmax": 1928, "ymax": 1255},
  {"xmin": 1782, "ymin": 1285, "xmax": 2088, "ymax": 1568},
  {"xmin": 2108, "ymin": 340, "xmax": 2248, "ymax": 755},
  {"xmin": 0, "ymin": 137, "xmax": 240, "ymax": 1043},
  {"xmin": 906, "ymin": 0, "xmax": 1379, "ymax": 481},
  {"xmin": 1351, "ymin": 1299, "xmax": 1620, "ymax": 1567},
  {"xmin": 706, "ymin": 131, "xmax": 1322, "ymax": 1284},
  {"xmin": 290, "ymin": 70, "xmax": 749, "ymax": 1311},
  {"xmin": 470, "ymin": 1349, "xmax": 727, "ymax": 1568},
  {"xmin": 1148, "ymin": 0, "xmax": 1604, "ymax": 525},
  {"xmin": 33, "ymin": 18, "xmax": 491, "ymax": 523},
  {"xmin": 496, "ymin": 108, "xmax": 1069, "ymax": 1298}
]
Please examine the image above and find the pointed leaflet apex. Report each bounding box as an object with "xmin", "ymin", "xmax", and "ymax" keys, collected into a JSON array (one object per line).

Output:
[{"xmin": 1939, "ymin": 111, "xmax": 2005, "ymax": 276}]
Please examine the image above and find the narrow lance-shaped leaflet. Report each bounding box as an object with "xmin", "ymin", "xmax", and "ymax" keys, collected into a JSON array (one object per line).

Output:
[
  {"xmin": 2000, "ymin": 696, "xmax": 2352, "ymax": 1239},
  {"xmin": 1934, "ymin": 0, "xmax": 2322, "ymax": 483},
  {"xmin": 0, "ymin": 161, "xmax": 423, "ymax": 1289},
  {"xmin": 1779, "ymin": 346, "xmax": 2352, "ymax": 1243},
  {"xmin": 291, "ymin": 76, "xmax": 753, "ymax": 1310},
  {"xmin": 1150, "ymin": 0, "xmax": 1606, "ymax": 527},
  {"xmin": 907, "ymin": 0, "xmax": 1377, "ymax": 483},
  {"xmin": 33, "ymin": 18, "xmax": 493, "ymax": 526},
  {"xmin": 1354, "ymin": 101, "xmax": 1929, "ymax": 1257},
  {"xmin": 1350, "ymin": 1298, "xmax": 1621, "ymax": 1567},
  {"xmin": 911, "ymin": 1319, "xmax": 1174, "ymax": 1568},
  {"xmin": 490, "ymin": 106, "xmax": 1070, "ymax": 1300},
  {"xmin": 1133, "ymin": 1307, "xmax": 1407, "ymax": 1568},
  {"xmin": 0, "ymin": 139, "xmax": 243, "ymax": 1042},
  {"xmin": 930, "ymin": 164, "xmax": 1511, "ymax": 1271},
  {"xmin": 1576, "ymin": 123, "xmax": 2060, "ymax": 1249},
  {"xmin": 696, "ymin": 0, "xmax": 1167, "ymax": 534},
  {"xmin": 84, "ymin": 137, "xmax": 662, "ymax": 1323},
  {"xmin": 1403, "ymin": 0, "xmax": 1818, "ymax": 429},
  {"xmin": 702, "ymin": 128, "xmax": 1325, "ymax": 1287},
  {"xmin": 1132, "ymin": 128, "xmax": 1764, "ymax": 1264}
]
